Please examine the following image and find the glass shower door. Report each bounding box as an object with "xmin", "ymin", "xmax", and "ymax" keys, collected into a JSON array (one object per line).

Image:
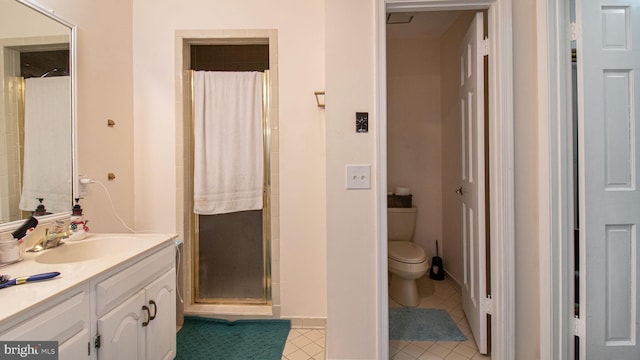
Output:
[{"xmin": 195, "ymin": 210, "xmax": 268, "ymax": 303}]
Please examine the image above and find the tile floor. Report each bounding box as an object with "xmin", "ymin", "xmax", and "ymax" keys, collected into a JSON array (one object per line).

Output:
[
  {"xmin": 281, "ymin": 276, "xmax": 490, "ymax": 360},
  {"xmin": 281, "ymin": 328, "xmax": 326, "ymax": 360},
  {"xmin": 389, "ymin": 276, "xmax": 490, "ymax": 360}
]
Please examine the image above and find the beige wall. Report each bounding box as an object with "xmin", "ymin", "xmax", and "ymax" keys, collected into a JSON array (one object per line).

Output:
[
  {"xmin": 132, "ymin": 0, "xmax": 327, "ymax": 320},
  {"xmin": 18, "ymin": 0, "xmax": 542, "ymax": 358},
  {"xmin": 36, "ymin": 0, "xmax": 327, "ymax": 329},
  {"xmin": 325, "ymin": 0, "xmax": 378, "ymax": 357},
  {"xmin": 33, "ymin": 0, "xmax": 135, "ymax": 232},
  {"xmin": 0, "ymin": 1, "xmax": 69, "ymax": 37},
  {"xmin": 386, "ymin": 36, "xmax": 442, "ymax": 259},
  {"xmin": 327, "ymin": 0, "xmax": 541, "ymax": 358}
]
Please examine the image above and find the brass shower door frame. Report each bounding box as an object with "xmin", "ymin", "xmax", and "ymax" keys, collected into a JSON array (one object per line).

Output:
[{"xmin": 190, "ymin": 69, "xmax": 272, "ymax": 305}]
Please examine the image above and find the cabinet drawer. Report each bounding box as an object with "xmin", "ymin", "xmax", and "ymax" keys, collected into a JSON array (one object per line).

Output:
[
  {"xmin": 95, "ymin": 245, "xmax": 174, "ymax": 317},
  {"xmin": 0, "ymin": 286, "xmax": 90, "ymax": 343}
]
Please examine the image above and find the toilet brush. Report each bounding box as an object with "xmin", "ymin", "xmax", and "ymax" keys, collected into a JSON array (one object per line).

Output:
[{"xmin": 429, "ymin": 240, "xmax": 445, "ymax": 280}]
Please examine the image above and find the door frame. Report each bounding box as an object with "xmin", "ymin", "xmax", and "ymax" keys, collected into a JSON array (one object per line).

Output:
[
  {"xmin": 536, "ymin": 0, "xmax": 574, "ymax": 358},
  {"xmin": 175, "ymin": 29, "xmax": 280, "ymax": 318},
  {"xmin": 375, "ymin": 0, "xmax": 515, "ymax": 358}
]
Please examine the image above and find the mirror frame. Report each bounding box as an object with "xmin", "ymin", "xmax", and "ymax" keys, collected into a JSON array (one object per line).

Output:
[{"xmin": 0, "ymin": 0, "xmax": 77, "ymax": 233}]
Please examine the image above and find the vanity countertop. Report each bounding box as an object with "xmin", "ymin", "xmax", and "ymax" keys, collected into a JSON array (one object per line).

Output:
[{"xmin": 0, "ymin": 233, "xmax": 176, "ymax": 324}]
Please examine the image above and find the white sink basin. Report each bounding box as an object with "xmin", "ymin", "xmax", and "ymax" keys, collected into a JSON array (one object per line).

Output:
[{"xmin": 35, "ymin": 237, "xmax": 129, "ymax": 264}]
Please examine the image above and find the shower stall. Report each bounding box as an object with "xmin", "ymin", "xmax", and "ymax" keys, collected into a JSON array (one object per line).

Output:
[{"xmin": 188, "ymin": 44, "xmax": 272, "ymax": 305}]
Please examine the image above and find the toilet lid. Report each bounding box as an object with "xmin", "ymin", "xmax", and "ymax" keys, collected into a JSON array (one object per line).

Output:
[{"xmin": 388, "ymin": 241, "xmax": 427, "ymax": 264}]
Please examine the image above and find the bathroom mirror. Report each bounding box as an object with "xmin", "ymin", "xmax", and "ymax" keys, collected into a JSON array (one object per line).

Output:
[{"xmin": 0, "ymin": 0, "xmax": 75, "ymax": 225}]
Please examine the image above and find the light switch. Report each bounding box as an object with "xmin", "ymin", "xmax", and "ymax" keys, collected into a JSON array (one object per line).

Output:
[
  {"xmin": 356, "ymin": 112, "xmax": 368, "ymax": 133},
  {"xmin": 346, "ymin": 164, "xmax": 371, "ymax": 189}
]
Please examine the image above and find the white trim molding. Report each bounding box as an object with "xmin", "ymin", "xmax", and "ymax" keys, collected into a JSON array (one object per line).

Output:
[
  {"xmin": 486, "ymin": 1, "xmax": 515, "ymax": 358},
  {"xmin": 386, "ymin": 0, "xmax": 494, "ymax": 11},
  {"xmin": 376, "ymin": 0, "xmax": 515, "ymax": 358},
  {"xmin": 537, "ymin": 0, "xmax": 575, "ymax": 359},
  {"xmin": 174, "ymin": 29, "xmax": 281, "ymax": 320},
  {"xmin": 375, "ymin": 0, "xmax": 389, "ymax": 358}
]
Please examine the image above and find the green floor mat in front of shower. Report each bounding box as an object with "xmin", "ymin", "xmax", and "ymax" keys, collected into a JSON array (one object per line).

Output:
[{"xmin": 176, "ymin": 316, "xmax": 290, "ymax": 360}]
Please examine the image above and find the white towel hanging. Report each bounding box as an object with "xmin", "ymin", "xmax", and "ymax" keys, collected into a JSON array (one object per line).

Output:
[
  {"xmin": 193, "ymin": 71, "xmax": 264, "ymax": 215},
  {"xmin": 19, "ymin": 76, "xmax": 72, "ymax": 214}
]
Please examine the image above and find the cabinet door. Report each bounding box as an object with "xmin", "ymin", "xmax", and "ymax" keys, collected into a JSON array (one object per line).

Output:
[
  {"xmin": 98, "ymin": 290, "xmax": 146, "ymax": 360},
  {"xmin": 145, "ymin": 269, "xmax": 176, "ymax": 360},
  {"xmin": 0, "ymin": 289, "xmax": 91, "ymax": 360},
  {"xmin": 58, "ymin": 329, "xmax": 91, "ymax": 360}
]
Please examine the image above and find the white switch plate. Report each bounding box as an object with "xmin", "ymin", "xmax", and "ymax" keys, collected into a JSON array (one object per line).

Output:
[{"xmin": 346, "ymin": 164, "xmax": 371, "ymax": 189}]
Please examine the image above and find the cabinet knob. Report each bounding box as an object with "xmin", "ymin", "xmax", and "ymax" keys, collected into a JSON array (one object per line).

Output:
[
  {"xmin": 148, "ymin": 300, "xmax": 157, "ymax": 321},
  {"xmin": 142, "ymin": 305, "xmax": 151, "ymax": 327}
]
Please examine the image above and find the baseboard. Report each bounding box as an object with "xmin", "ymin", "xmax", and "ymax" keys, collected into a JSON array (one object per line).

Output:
[
  {"xmin": 443, "ymin": 268, "xmax": 462, "ymax": 292},
  {"xmin": 184, "ymin": 303, "xmax": 274, "ymax": 322},
  {"xmin": 288, "ymin": 317, "xmax": 327, "ymax": 329},
  {"xmin": 182, "ymin": 304, "xmax": 325, "ymax": 329}
]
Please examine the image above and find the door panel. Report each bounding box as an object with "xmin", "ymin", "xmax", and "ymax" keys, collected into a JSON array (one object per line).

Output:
[
  {"xmin": 578, "ymin": 0, "xmax": 640, "ymax": 358},
  {"xmin": 146, "ymin": 270, "xmax": 176, "ymax": 360},
  {"xmin": 98, "ymin": 290, "xmax": 146, "ymax": 360},
  {"xmin": 459, "ymin": 11, "xmax": 488, "ymax": 355}
]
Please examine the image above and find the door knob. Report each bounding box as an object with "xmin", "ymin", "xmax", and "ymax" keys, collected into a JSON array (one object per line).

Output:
[{"xmin": 455, "ymin": 187, "xmax": 464, "ymax": 196}]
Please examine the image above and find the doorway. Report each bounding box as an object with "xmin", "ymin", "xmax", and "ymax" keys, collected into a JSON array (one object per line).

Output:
[
  {"xmin": 190, "ymin": 44, "xmax": 271, "ymax": 305},
  {"xmin": 386, "ymin": 10, "xmax": 490, "ymax": 358},
  {"xmin": 376, "ymin": 0, "xmax": 515, "ymax": 358},
  {"xmin": 175, "ymin": 30, "xmax": 281, "ymax": 319}
]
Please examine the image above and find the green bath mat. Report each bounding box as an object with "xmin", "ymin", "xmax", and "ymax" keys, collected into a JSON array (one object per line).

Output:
[
  {"xmin": 389, "ymin": 307, "xmax": 467, "ymax": 341},
  {"xmin": 177, "ymin": 316, "xmax": 290, "ymax": 360}
]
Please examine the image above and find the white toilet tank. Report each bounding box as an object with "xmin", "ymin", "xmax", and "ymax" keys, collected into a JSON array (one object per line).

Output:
[{"xmin": 387, "ymin": 207, "xmax": 417, "ymax": 242}]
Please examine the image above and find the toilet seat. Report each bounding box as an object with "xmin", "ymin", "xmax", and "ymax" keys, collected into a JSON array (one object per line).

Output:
[{"xmin": 388, "ymin": 241, "xmax": 426, "ymax": 264}]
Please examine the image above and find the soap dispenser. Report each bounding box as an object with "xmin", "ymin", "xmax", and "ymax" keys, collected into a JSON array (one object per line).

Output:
[
  {"xmin": 33, "ymin": 198, "xmax": 49, "ymax": 216},
  {"xmin": 68, "ymin": 198, "xmax": 89, "ymax": 241}
]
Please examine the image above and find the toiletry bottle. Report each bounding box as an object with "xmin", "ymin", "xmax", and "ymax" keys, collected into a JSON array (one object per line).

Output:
[
  {"xmin": 69, "ymin": 198, "xmax": 89, "ymax": 240},
  {"xmin": 34, "ymin": 198, "xmax": 48, "ymax": 216}
]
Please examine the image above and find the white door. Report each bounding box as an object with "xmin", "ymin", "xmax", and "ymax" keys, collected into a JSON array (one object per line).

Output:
[
  {"xmin": 145, "ymin": 269, "xmax": 176, "ymax": 360},
  {"xmin": 459, "ymin": 11, "xmax": 488, "ymax": 354},
  {"xmin": 578, "ymin": 0, "xmax": 640, "ymax": 358}
]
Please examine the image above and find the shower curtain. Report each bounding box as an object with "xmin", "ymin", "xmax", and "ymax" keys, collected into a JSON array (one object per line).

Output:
[
  {"xmin": 192, "ymin": 71, "xmax": 264, "ymax": 215},
  {"xmin": 19, "ymin": 76, "xmax": 71, "ymax": 214}
]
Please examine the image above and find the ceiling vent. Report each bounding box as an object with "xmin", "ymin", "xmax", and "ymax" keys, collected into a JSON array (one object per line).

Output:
[{"xmin": 386, "ymin": 13, "xmax": 414, "ymax": 24}]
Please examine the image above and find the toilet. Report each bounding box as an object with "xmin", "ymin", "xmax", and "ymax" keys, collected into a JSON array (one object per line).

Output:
[{"xmin": 388, "ymin": 207, "xmax": 429, "ymax": 307}]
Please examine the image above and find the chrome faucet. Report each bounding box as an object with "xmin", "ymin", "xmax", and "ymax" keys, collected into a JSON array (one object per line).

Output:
[{"xmin": 28, "ymin": 220, "xmax": 71, "ymax": 252}]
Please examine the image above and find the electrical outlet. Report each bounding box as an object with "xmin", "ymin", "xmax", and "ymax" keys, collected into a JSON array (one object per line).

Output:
[
  {"xmin": 346, "ymin": 164, "xmax": 371, "ymax": 189},
  {"xmin": 77, "ymin": 175, "xmax": 88, "ymax": 197}
]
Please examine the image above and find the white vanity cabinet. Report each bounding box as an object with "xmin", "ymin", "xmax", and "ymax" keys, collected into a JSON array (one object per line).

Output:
[
  {"xmin": 0, "ymin": 234, "xmax": 177, "ymax": 360},
  {"xmin": 94, "ymin": 245, "xmax": 176, "ymax": 360},
  {"xmin": 0, "ymin": 285, "xmax": 92, "ymax": 359}
]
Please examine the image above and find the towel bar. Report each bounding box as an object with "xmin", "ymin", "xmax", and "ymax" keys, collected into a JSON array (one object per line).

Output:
[{"xmin": 314, "ymin": 91, "xmax": 325, "ymax": 108}]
